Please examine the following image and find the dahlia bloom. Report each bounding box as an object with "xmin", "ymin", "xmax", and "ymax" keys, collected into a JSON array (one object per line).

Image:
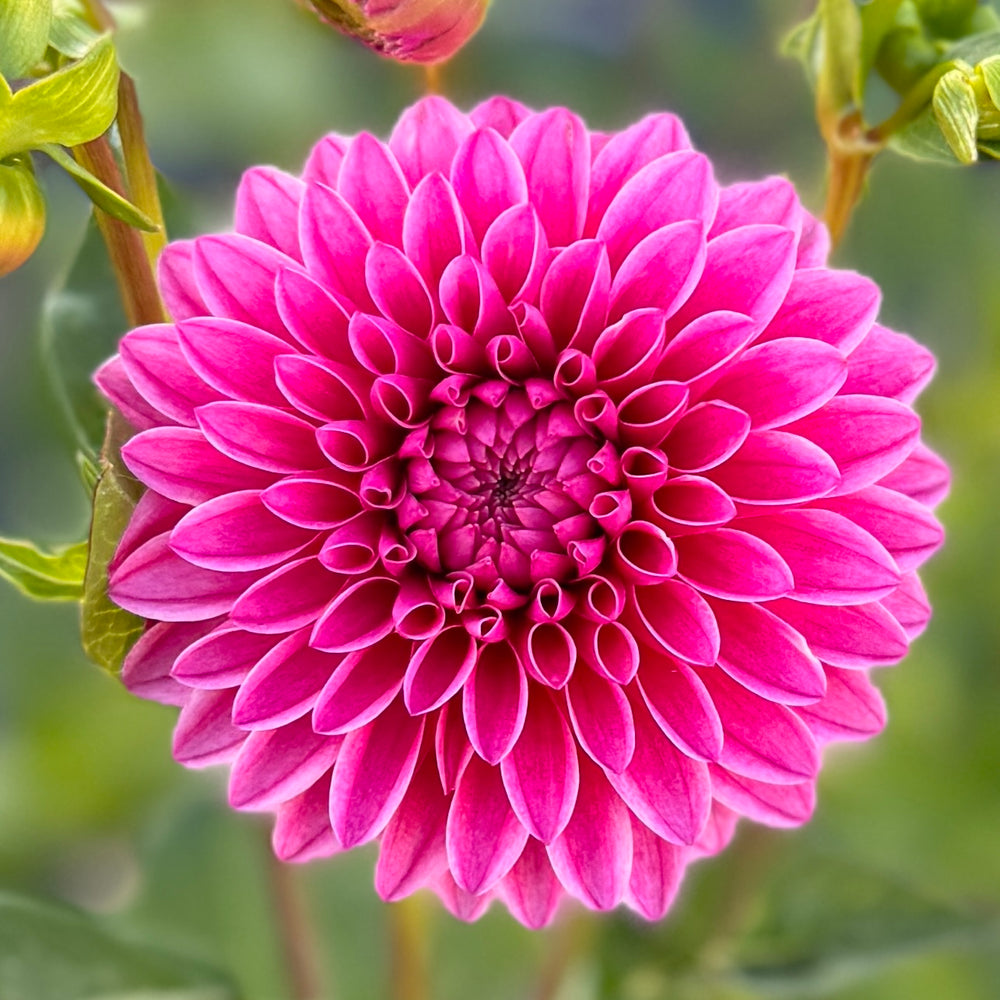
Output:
[{"xmin": 97, "ymin": 96, "xmax": 947, "ymax": 928}]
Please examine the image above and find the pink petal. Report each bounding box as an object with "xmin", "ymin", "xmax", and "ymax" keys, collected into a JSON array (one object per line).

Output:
[
  {"xmin": 402, "ymin": 172, "xmax": 473, "ymax": 288},
  {"xmin": 232, "ymin": 628, "xmax": 338, "ymax": 729},
  {"xmin": 469, "ymin": 96, "xmax": 531, "ymax": 136},
  {"xmin": 877, "ymin": 443, "xmax": 950, "ymax": 508},
  {"xmin": 617, "ymin": 380, "xmax": 689, "ymax": 448},
  {"xmin": 657, "ymin": 309, "xmax": 757, "ymax": 385},
  {"xmin": 709, "ymin": 767, "xmax": 816, "ymax": 828},
  {"xmin": 229, "ymin": 716, "xmax": 341, "ymax": 810},
  {"xmin": 709, "ymin": 598, "xmax": 827, "ymax": 705},
  {"xmin": 481, "ymin": 203, "xmax": 550, "ymax": 304},
  {"xmin": 439, "ymin": 255, "xmax": 514, "ymax": 342},
  {"xmin": 665, "ymin": 400, "xmax": 751, "ymax": 474},
  {"xmin": 547, "ymin": 758, "xmax": 632, "ymax": 910},
  {"xmin": 311, "ymin": 576, "xmax": 400, "ymax": 653},
  {"xmin": 540, "ymin": 240, "xmax": 611, "ymax": 352},
  {"xmin": 627, "ymin": 579, "xmax": 720, "ymax": 666},
  {"xmin": 389, "ymin": 96, "xmax": 474, "ymax": 185},
  {"xmin": 700, "ymin": 669, "xmax": 820, "ymax": 784},
  {"xmin": 330, "ymin": 696, "xmax": 425, "ymax": 848},
  {"xmin": 262, "ymin": 476, "xmax": 362, "ymax": 530},
  {"xmin": 274, "ymin": 267, "xmax": 353, "ymax": 359},
  {"xmin": 197, "ymin": 401, "xmax": 324, "ymax": 473},
  {"xmin": 157, "ymin": 239, "xmax": 208, "ymax": 321},
  {"xmin": 605, "ymin": 694, "xmax": 711, "ymax": 845},
  {"xmin": 235, "ymin": 166, "xmax": 304, "ymax": 260},
  {"xmin": 566, "ymin": 665, "xmax": 635, "ymax": 774},
  {"xmin": 741, "ymin": 509, "xmax": 900, "ymax": 605},
  {"xmin": 787, "ymin": 395, "xmax": 921, "ymax": 494},
  {"xmin": 882, "ymin": 571, "xmax": 932, "ymax": 638},
  {"xmin": 501, "ymin": 689, "xmax": 579, "ymax": 843},
  {"xmin": 94, "ymin": 356, "xmax": 167, "ymax": 431},
  {"xmin": 575, "ymin": 619, "xmax": 640, "ymax": 685},
  {"xmin": 435, "ymin": 700, "xmax": 474, "ymax": 794},
  {"xmin": 275, "ymin": 354, "xmax": 370, "ymax": 423},
  {"xmin": 302, "ymin": 132, "xmax": 348, "ymax": 187},
  {"xmin": 463, "ymin": 642, "xmax": 528, "ymax": 765},
  {"xmin": 365, "ymin": 241, "xmax": 435, "ymax": 337},
  {"xmin": 675, "ymin": 529, "xmax": 793, "ymax": 602},
  {"xmin": 172, "ymin": 624, "xmax": 281, "ymax": 690},
  {"xmin": 795, "ymin": 666, "xmax": 886, "ymax": 744},
  {"xmin": 446, "ymin": 754, "xmax": 528, "ymax": 894},
  {"xmin": 172, "ymin": 689, "xmax": 245, "ymax": 767},
  {"xmin": 403, "ymin": 626, "xmax": 478, "ymax": 715},
  {"xmin": 592, "ymin": 309, "xmax": 666, "ymax": 396},
  {"xmin": 844, "ymin": 324, "xmax": 936, "ymax": 403},
  {"xmin": 498, "ymin": 838, "xmax": 563, "ymax": 929},
  {"xmin": 638, "ymin": 655, "xmax": 724, "ymax": 761},
  {"xmin": 613, "ymin": 521, "xmax": 678, "ymax": 585},
  {"xmin": 230, "ymin": 556, "xmax": 342, "ymax": 633},
  {"xmin": 509, "ymin": 108, "xmax": 590, "ymax": 247},
  {"xmin": 648, "ymin": 475, "xmax": 736, "ymax": 527},
  {"xmin": 337, "ymin": 132, "xmax": 409, "ymax": 247},
  {"xmin": 122, "ymin": 619, "xmax": 221, "ymax": 705},
  {"xmin": 710, "ymin": 176, "xmax": 802, "ymax": 238},
  {"xmin": 273, "ymin": 774, "xmax": 341, "ymax": 862},
  {"xmin": 626, "ymin": 818, "xmax": 685, "ymax": 920}
]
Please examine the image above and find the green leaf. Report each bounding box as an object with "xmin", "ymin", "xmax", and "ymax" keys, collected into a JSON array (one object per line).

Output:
[
  {"xmin": 0, "ymin": 537, "xmax": 86, "ymax": 600},
  {"xmin": 782, "ymin": 11, "xmax": 823, "ymax": 90},
  {"xmin": 81, "ymin": 412, "xmax": 145, "ymax": 673},
  {"xmin": 39, "ymin": 142, "xmax": 158, "ymax": 230},
  {"xmin": 0, "ymin": 0, "xmax": 54, "ymax": 78},
  {"xmin": 818, "ymin": 0, "xmax": 864, "ymax": 115},
  {"xmin": 0, "ymin": 891, "xmax": 240, "ymax": 1000},
  {"xmin": 977, "ymin": 52, "xmax": 1000, "ymax": 105},
  {"xmin": 932, "ymin": 66, "xmax": 979, "ymax": 161},
  {"xmin": 0, "ymin": 33, "xmax": 118, "ymax": 160},
  {"xmin": 889, "ymin": 100, "xmax": 966, "ymax": 160},
  {"xmin": 941, "ymin": 26, "xmax": 1000, "ymax": 64},
  {"xmin": 49, "ymin": 0, "xmax": 101, "ymax": 58},
  {"xmin": 858, "ymin": 0, "xmax": 906, "ymax": 101},
  {"xmin": 41, "ymin": 216, "xmax": 128, "ymax": 456}
]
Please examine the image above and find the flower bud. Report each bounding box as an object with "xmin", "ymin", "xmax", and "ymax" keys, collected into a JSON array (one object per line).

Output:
[
  {"xmin": 0, "ymin": 157, "xmax": 45, "ymax": 277},
  {"xmin": 303, "ymin": 0, "xmax": 488, "ymax": 64}
]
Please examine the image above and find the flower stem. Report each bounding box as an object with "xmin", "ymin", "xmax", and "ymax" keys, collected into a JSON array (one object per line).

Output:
[
  {"xmin": 267, "ymin": 852, "xmax": 328, "ymax": 1000},
  {"xmin": 821, "ymin": 110, "xmax": 879, "ymax": 250},
  {"xmin": 389, "ymin": 896, "xmax": 431, "ymax": 1000},
  {"xmin": 532, "ymin": 909, "xmax": 595, "ymax": 1000},
  {"xmin": 424, "ymin": 64, "xmax": 442, "ymax": 95},
  {"xmin": 73, "ymin": 136, "xmax": 166, "ymax": 327}
]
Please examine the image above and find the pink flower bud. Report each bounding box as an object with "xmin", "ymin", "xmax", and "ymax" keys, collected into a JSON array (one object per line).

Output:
[{"xmin": 303, "ymin": 0, "xmax": 488, "ymax": 64}]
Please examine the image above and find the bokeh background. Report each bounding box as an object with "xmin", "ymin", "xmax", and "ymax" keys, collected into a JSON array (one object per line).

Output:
[{"xmin": 1, "ymin": 1, "xmax": 999, "ymax": 997}]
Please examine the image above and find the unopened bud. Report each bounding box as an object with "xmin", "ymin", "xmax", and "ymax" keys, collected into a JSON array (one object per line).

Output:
[
  {"xmin": 0, "ymin": 157, "xmax": 45, "ymax": 277},
  {"xmin": 303, "ymin": 0, "xmax": 488, "ymax": 64}
]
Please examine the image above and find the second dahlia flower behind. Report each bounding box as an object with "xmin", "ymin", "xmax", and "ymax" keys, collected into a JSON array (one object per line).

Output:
[{"xmin": 97, "ymin": 96, "xmax": 947, "ymax": 928}]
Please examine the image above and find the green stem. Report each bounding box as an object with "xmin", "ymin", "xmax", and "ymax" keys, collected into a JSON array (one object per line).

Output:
[
  {"xmin": 267, "ymin": 852, "xmax": 328, "ymax": 1000},
  {"xmin": 389, "ymin": 896, "xmax": 431, "ymax": 1000},
  {"xmin": 533, "ymin": 909, "xmax": 595, "ymax": 1000}
]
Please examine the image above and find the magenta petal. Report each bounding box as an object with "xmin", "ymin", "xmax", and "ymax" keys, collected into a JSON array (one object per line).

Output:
[
  {"xmin": 709, "ymin": 599, "xmax": 827, "ymax": 705},
  {"xmin": 235, "ymin": 166, "xmax": 304, "ymax": 260},
  {"xmin": 566, "ymin": 665, "xmax": 635, "ymax": 773},
  {"xmin": 230, "ymin": 556, "xmax": 342, "ymax": 634},
  {"xmin": 262, "ymin": 476, "xmax": 361, "ymax": 530},
  {"xmin": 675, "ymin": 528, "xmax": 793, "ymax": 602},
  {"xmin": 275, "ymin": 355, "xmax": 370, "ymax": 423},
  {"xmin": 597, "ymin": 151, "xmax": 717, "ymax": 268},
  {"xmin": 501, "ymin": 690, "xmax": 579, "ymax": 843},
  {"xmin": 402, "ymin": 172, "xmax": 472, "ymax": 287},
  {"xmin": 172, "ymin": 625, "xmax": 281, "ymax": 690},
  {"xmin": 157, "ymin": 239, "xmax": 208, "ymax": 321},
  {"xmin": 170, "ymin": 491, "xmax": 314, "ymax": 571},
  {"xmin": 540, "ymin": 240, "xmax": 611, "ymax": 352},
  {"xmin": 741, "ymin": 509, "xmax": 901, "ymax": 606},
  {"xmin": 638, "ymin": 656, "xmax": 724, "ymax": 762},
  {"xmin": 311, "ymin": 576, "xmax": 400, "ymax": 653},
  {"xmin": 509, "ymin": 108, "xmax": 589, "ymax": 247},
  {"xmin": 366, "ymin": 241, "xmax": 435, "ymax": 337},
  {"xmin": 192, "ymin": 234, "xmax": 296, "ymax": 338},
  {"xmin": 273, "ymin": 774, "xmax": 341, "ymax": 862},
  {"xmin": 94, "ymin": 356, "xmax": 166, "ymax": 431},
  {"xmin": 649, "ymin": 475, "xmax": 736, "ymax": 527},
  {"xmin": 547, "ymin": 758, "xmax": 632, "ymax": 910},
  {"xmin": 229, "ymin": 716, "xmax": 341, "ymax": 811},
  {"xmin": 658, "ymin": 309, "xmax": 757, "ymax": 385},
  {"xmin": 435, "ymin": 701, "xmax": 474, "ymax": 794},
  {"xmin": 112, "ymin": 493, "xmax": 186, "ymax": 571},
  {"xmin": 882, "ymin": 571, "xmax": 932, "ymax": 639},
  {"xmin": 447, "ymin": 754, "xmax": 528, "ymax": 894},
  {"xmin": 707, "ymin": 337, "xmax": 848, "ymax": 429},
  {"xmin": 451, "ymin": 127, "xmax": 528, "ymax": 244},
  {"xmin": 463, "ymin": 642, "xmax": 528, "ymax": 764},
  {"xmin": 787, "ymin": 395, "xmax": 921, "ymax": 495},
  {"xmin": 389, "ymin": 96, "xmax": 474, "ymax": 186},
  {"xmin": 330, "ymin": 697, "xmax": 425, "ymax": 848},
  {"xmin": 710, "ymin": 176, "xmax": 801, "ymax": 237},
  {"xmin": 232, "ymin": 628, "xmax": 338, "ymax": 729},
  {"xmin": 710, "ymin": 766, "xmax": 816, "ymax": 828},
  {"xmin": 844, "ymin": 324, "xmax": 936, "ymax": 403},
  {"xmin": 375, "ymin": 755, "xmax": 450, "ymax": 901},
  {"xmin": 110, "ymin": 532, "xmax": 260, "ymax": 621},
  {"xmin": 627, "ymin": 818, "xmax": 685, "ymax": 920},
  {"xmin": 605, "ymin": 695, "xmax": 710, "ymax": 845},
  {"xmin": 499, "ymin": 838, "xmax": 563, "ymax": 929},
  {"xmin": 403, "ymin": 626, "xmax": 478, "ymax": 715},
  {"xmin": 481, "ymin": 203, "xmax": 550, "ymax": 304},
  {"xmin": 338, "ymin": 132, "xmax": 409, "ymax": 247},
  {"xmin": 576, "ymin": 620, "xmax": 639, "ymax": 685},
  {"xmin": 122, "ymin": 619, "xmax": 220, "ymax": 705},
  {"xmin": 706, "ymin": 430, "xmax": 841, "ymax": 505},
  {"xmin": 628, "ymin": 580, "xmax": 720, "ymax": 666},
  {"xmin": 760, "ymin": 267, "xmax": 880, "ymax": 352},
  {"xmin": 302, "ymin": 132, "xmax": 348, "ymax": 187},
  {"xmin": 313, "ymin": 633, "xmax": 410, "ymax": 735},
  {"xmin": 665, "ymin": 400, "xmax": 751, "ymax": 474},
  {"xmin": 172, "ymin": 689, "xmax": 245, "ymax": 767},
  {"xmin": 592, "ymin": 309, "xmax": 666, "ymax": 395},
  {"xmin": 274, "ymin": 267, "xmax": 353, "ymax": 359},
  {"xmin": 878, "ymin": 443, "xmax": 950, "ymax": 508},
  {"xmin": 795, "ymin": 666, "xmax": 887, "ymax": 744},
  {"xmin": 469, "ymin": 96, "xmax": 531, "ymax": 136},
  {"xmin": 700, "ymin": 669, "xmax": 820, "ymax": 784},
  {"xmin": 197, "ymin": 401, "xmax": 324, "ymax": 473}
]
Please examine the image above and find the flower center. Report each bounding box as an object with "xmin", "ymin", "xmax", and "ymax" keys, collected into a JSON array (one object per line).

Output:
[{"xmin": 400, "ymin": 383, "xmax": 607, "ymax": 596}]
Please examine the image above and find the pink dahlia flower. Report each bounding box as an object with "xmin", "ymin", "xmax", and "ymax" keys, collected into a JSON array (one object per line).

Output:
[{"xmin": 97, "ymin": 97, "xmax": 947, "ymax": 928}]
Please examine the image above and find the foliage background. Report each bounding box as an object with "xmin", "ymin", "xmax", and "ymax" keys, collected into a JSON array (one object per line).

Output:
[{"xmin": 1, "ymin": 0, "xmax": 998, "ymax": 997}]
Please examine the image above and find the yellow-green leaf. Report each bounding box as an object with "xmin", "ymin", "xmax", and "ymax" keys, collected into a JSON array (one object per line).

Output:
[
  {"xmin": 81, "ymin": 412, "xmax": 144, "ymax": 673},
  {"xmin": 0, "ymin": 0, "xmax": 53, "ymax": 79},
  {"xmin": 39, "ymin": 143, "xmax": 158, "ymax": 231},
  {"xmin": 0, "ymin": 536, "xmax": 87, "ymax": 600},
  {"xmin": 933, "ymin": 66, "xmax": 979, "ymax": 162},
  {"xmin": 49, "ymin": 0, "xmax": 101, "ymax": 58},
  {"xmin": 818, "ymin": 0, "xmax": 864, "ymax": 117},
  {"xmin": 0, "ymin": 157, "xmax": 46, "ymax": 276},
  {"xmin": 0, "ymin": 33, "xmax": 118, "ymax": 161},
  {"xmin": 977, "ymin": 54, "xmax": 1000, "ymax": 107}
]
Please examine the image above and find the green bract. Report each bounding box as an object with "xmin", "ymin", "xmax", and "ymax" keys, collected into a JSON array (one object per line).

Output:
[{"xmin": 0, "ymin": 0, "xmax": 53, "ymax": 79}]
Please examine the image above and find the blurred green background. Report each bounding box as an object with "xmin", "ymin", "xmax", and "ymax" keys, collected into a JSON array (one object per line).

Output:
[{"xmin": 1, "ymin": 1, "xmax": 999, "ymax": 997}]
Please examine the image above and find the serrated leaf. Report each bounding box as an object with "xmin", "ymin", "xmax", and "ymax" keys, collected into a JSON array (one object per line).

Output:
[
  {"xmin": 81, "ymin": 411, "xmax": 145, "ymax": 673},
  {"xmin": 39, "ymin": 142, "xmax": 158, "ymax": 230},
  {"xmin": 0, "ymin": 33, "xmax": 118, "ymax": 160},
  {"xmin": 933, "ymin": 67, "xmax": 979, "ymax": 161},
  {"xmin": 0, "ymin": 0, "xmax": 54, "ymax": 79},
  {"xmin": 0, "ymin": 537, "xmax": 87, "ymax": 600},
  {"xmin": 0, "ymin": 891, "xmax": 240, "ymax": 1000},
  {"xmin": 49, "ymin": 0, "xmax": 101, "ymax": 58},
  {"xmin": 858, "ymin": 0, "xmax": 906, "ymax": 101},
  {"xmin": 818, "ymin": 0, "xmax": 864, "ymax": 116}
]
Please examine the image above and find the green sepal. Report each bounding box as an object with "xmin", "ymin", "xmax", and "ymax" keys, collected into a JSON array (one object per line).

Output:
[
  {"xmin": 932, "ymin": 66, "xmax": 980, "ymax": 161},
  {"xmin": 0, "ymin": 33, "xmax": 118, "ymax": 161},
  {"xmin": 0, "ymin": 0, "xmax": 54, "ymax": 79},
  {"xmin": 0, "ymin": 536, "xmax": 87, "ymax": 600},
  {"xmin": 81, "ymin": 411, "xmax": 145, "ymax": 674},
  {"xmin": 818, "ymin": 0, "xmax": 864, "ymax": 115},
  {"xmin": 858, "ymin": 0, "xmax": 907, "ymax": 101},
  {"xmin": 39, "ymin": 142, "xmax": 158, "ymax": 230},
  {"xmin": 48, "ymin": 0, "xmax": 101, "ymax": 59},
  {"xmin": 975, "ymin": 52, "xmax": 1000, "ymax": 105},
  {"xmin": 890, "ymin": 101, "xmax": 968, "ymax": 161},
  {"xmin": 0, "ymin": 156, "xmax": 46, "ymax": 276}
]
